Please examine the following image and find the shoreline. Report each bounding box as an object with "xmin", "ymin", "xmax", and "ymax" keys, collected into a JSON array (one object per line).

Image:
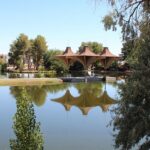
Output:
[{"xmin": 0, "ymin": 78, "xmax": 63, "ymax": 86}]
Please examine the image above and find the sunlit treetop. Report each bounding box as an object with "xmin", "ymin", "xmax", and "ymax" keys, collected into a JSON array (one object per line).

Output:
[{"xmin": 96, "ymin": 0, "xmax": 150, "ymax": 40}]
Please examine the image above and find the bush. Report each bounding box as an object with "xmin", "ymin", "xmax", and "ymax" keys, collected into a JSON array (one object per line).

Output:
[
  {"xmin": 38, "ymin": 66, "xmax": 45, "ymax": 71},
  {"xmin": 44, "ymin": 71, "xmax": 56, "ymax": 78},
  {"xmin": 34, "ymin": 73, "xmax": 44, "ymax": 78},
  {"xmin": 0, "ymin": 63, "xmax": 7, "ymax": 72}
]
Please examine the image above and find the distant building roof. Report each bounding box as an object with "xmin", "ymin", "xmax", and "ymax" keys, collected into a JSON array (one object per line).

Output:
[
  {"xmin": 62, "ymin": 47, "xmax": 75, "ymax": 56},
  {"xmin": 100, "ymin": 47, "xmax": 119, "ymax": 58},
  {"xmin": 56, "ymin": 46, "xmax": 120, "ymax": 70},
  {"xmin": 79, "ymin": 46, "xmax": 98, "ymax": 56}
]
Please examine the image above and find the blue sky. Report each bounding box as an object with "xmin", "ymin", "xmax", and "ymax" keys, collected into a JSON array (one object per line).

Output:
[{"xmin": 0, "ymin": 0, "xmax": 122, "ymax": 55}]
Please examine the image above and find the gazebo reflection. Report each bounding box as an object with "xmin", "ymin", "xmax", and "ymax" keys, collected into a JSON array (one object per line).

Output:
[{"xmin": 52, "ymin": 88, "xmax": 117, "ymax": 115}]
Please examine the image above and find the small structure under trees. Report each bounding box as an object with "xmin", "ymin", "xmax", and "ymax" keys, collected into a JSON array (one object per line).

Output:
[{"xmin": 56, "ymin": 46, "xmax": 120, "ymax": 73}]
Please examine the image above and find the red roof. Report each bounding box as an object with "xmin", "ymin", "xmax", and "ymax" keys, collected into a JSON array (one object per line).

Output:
[
  {"xmin": 79, "ymin": 46, "xmax": 98, "ymax": 56},
  {"xmin": 63, "ymin": 47, "xmax": 74, "ymax": 56},
  {"xmin": 57, "ymin": 47, "xmax": 75, "ymax": 57},
  {"xmin": 100, "ymin": 47, "xmax": 119, "ymax": 58}
]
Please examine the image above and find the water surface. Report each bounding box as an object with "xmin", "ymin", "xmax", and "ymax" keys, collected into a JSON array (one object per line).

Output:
[{"xmin": 0, "ymin": 81, "xmax": 120, "ymax": 150}]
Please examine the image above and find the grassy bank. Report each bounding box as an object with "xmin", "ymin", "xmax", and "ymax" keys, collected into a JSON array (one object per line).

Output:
[{"xmin": 0, "ymin": 78, "xmax": 63, "ymax": 86}]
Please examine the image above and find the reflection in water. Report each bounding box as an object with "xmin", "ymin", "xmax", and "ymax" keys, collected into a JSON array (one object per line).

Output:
[
  {"xmin": 10, "ymin": 87, "xmax": 44, "ymax": 150},
  {"xmin": 10, "ymin": 84, "xmax": 70, "ymax": 106},
  {"xmin": 52, "ymin": 83, "xmax": 117, "ymax": 115},
  {"xmin": 5, "ymin": 81, "xmax": 120, "ymax": 149},
  {"xmin": 74, "ymin": 82, "xmax": 103, "ymax": 97},
  {"xmin": 10, "ymin": 83, "xmax": 117, "ymax": 116}
]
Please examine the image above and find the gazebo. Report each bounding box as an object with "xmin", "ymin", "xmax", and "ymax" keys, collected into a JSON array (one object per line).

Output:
[
  {"xmin": 56, "ymin": 46, "xmax": 120, "ymax": 72},
  {"xmin": 99, "ymin": 47, "xmax": 120, "ymax": 70},
  {"xmin": 56, "ymin": 46, "xmax": 100, "ymax": 73},
  {"xmin": 75, "ymin": 46, "xmax": 99, "ymax": 70},
  {"xmin": 56, "ymin": 47, "xmax": 75, "ymax": 66}
]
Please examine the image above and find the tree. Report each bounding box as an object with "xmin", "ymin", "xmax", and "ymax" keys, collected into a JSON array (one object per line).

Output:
[
  {"xmin": 112, "ymin": 22, "xmax": 150, "ymax": 150},
  {"xmin": 8, "ymin": 34, "xmax": 30, "ymax": 71},
  {"xmin": 100, "ymin": 0, "xmax": 150, "ymax": 63},
  {"xmin": 43, "ymin": 49, "xmax": 68, "ymax": 75},
  {"xmin": 79, "ymin": 41, "xmax": 103, "ymax": 54},
  {"xmin": 32, "ymin": 35, "xmax": 48, "ymax": 70},
  {"xmin": 10, "ymin": 87, "xmax": 44, "ymax": 150},
  {"xmin": 92, "ymin": 0, "xmax": 150, "ymax": 148},
  {"xmin": 101, "ymin": 0, "xmax": 150, "ymax": 40},
  {"xmin": 97, "ymin": 0, "xmax": 150, "ymax": 149}
]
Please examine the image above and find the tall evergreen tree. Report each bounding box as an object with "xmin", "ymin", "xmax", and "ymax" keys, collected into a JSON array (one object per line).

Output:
[
  {"xmin": 32, "ymin": 35, "xmax": 48, "ymax": 70},
  {"xmin": 8, "ymin": 34, "xmax": 30, "ymax": 71}
]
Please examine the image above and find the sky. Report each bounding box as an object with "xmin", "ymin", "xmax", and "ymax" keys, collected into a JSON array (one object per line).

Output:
[{"xmin": 0, "ymin": 0, "xmax": 122, "ymax": 55}]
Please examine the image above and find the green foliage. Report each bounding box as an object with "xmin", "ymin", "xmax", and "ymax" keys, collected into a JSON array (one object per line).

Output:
[
  {"xmin": 109, "ymin": 61, "xmax": 119, "ymax": 71},
  {"xmin": 0, "ymin": 63, "xmax": 7, "ymax": 72},
  {"xmin": 35, "ymin": 72, "xmax": 44, "ymax": 78},
  {"xmin": 32, "ymin": 35, "xmax": 48, "ymax": 70},
  {"xmin": 43, "ymin": 50, "xmax": 68, "ymax": 76},
  {"xmin": 102, "ymin": 13, "xmax": 116, "ymax": 31},
  {"xmin": 79, "ymin": 41, "xmax": 103, "ymax": 54},
  {"xmin": 75, "ymin": 82, "xmax": 103, "ymax": 97},
  {"xmin": 98, "ymin": 0, "xmax": 150, "ymax": 149},
  {"xmin": 10, "ymin": 84, "xmax": 70, "ymax": 107},
  {"xmin": 101, "ymin": 0, "xmax": 150, "ymax": 40},
  {"xmin": 8, "ymin": 34, "xmax": 48, "ymax": 72},
  {"xmin": 112, "ymin": 20, "xmax": 150, "ymax": 149},
  {"xmin": 8, "ymin": 34, "xmax": 30, "ymax": 71},
  {"xmin": 10, "ymin": 87, "xmax": 44, "ymax": 150},
  {"xmin": 69, "ymin": 61, "xmax": 84, "ymax": 72},
  {"xmin": 38, "ymin": 66, "xmax": 45, "ymax": 71},
  {"xmin": 44, "ymin": 71, "xmax": 56, "ymax": 78}
]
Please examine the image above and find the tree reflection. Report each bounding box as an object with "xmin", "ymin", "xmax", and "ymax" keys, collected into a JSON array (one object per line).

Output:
[
  {"xmin": 10, "ymin": 87, "xmax": 44, "ymax": 150},
  {"xmin": 10, "ymin": 83, "xmax": 70, "ymax": 106},
  {"xmin": 75, "ymin": 82, "xmax": 103, "ymax": 97}
]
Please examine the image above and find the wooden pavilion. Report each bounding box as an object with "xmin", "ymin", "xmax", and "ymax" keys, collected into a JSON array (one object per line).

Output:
[
  {"xmin": 56, "ymin": 46, "xmax": 120, "ymax": 72},
  {"xmin": 99, "ymin": 47, "xmax": 120, "ymax": 69}
]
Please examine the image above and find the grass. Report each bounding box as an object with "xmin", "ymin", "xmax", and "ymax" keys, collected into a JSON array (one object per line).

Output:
[{"xmin": 0, "ymin": 78, "xmax": 63, "ymax": 86}]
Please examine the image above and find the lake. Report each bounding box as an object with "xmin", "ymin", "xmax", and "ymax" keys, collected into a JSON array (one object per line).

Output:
[{"xmin": 0, "ymin": 81, "xmax": 121, "ymax": 150}]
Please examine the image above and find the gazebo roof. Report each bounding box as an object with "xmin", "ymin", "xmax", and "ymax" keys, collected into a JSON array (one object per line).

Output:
[
  {"xmin": 57, "ymin": 47, "xmax": 75, "ymax": 57},
  {"xmin": 63, "ymin": 47, "xmax": 74, "ymax": 56},
  {"xmin": 100, "ymin": 47, "xmax": 119, "ymax": 58},
  {"xmin": 56, "ymin": 46, "xmax": 120, "ymax": 70},
  {"xmin": 79, "ymin": 46, "xmax": 98, "ymax": 56}
]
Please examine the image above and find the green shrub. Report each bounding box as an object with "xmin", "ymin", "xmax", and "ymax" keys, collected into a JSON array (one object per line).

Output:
[
  {"xmin": 44, "ymin": 71, "xmax": 56, "ymax": 78},
  {"xmin": 35, "ymin": 73, "xmax": 44, "ymax": 78},
  {"xmin": 38, "ymin": 66, "xmax": 45, "ymax": 72},
  {"xmin": 1, "ymin": 63, "xmax": 7, "ymax": 72}
]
